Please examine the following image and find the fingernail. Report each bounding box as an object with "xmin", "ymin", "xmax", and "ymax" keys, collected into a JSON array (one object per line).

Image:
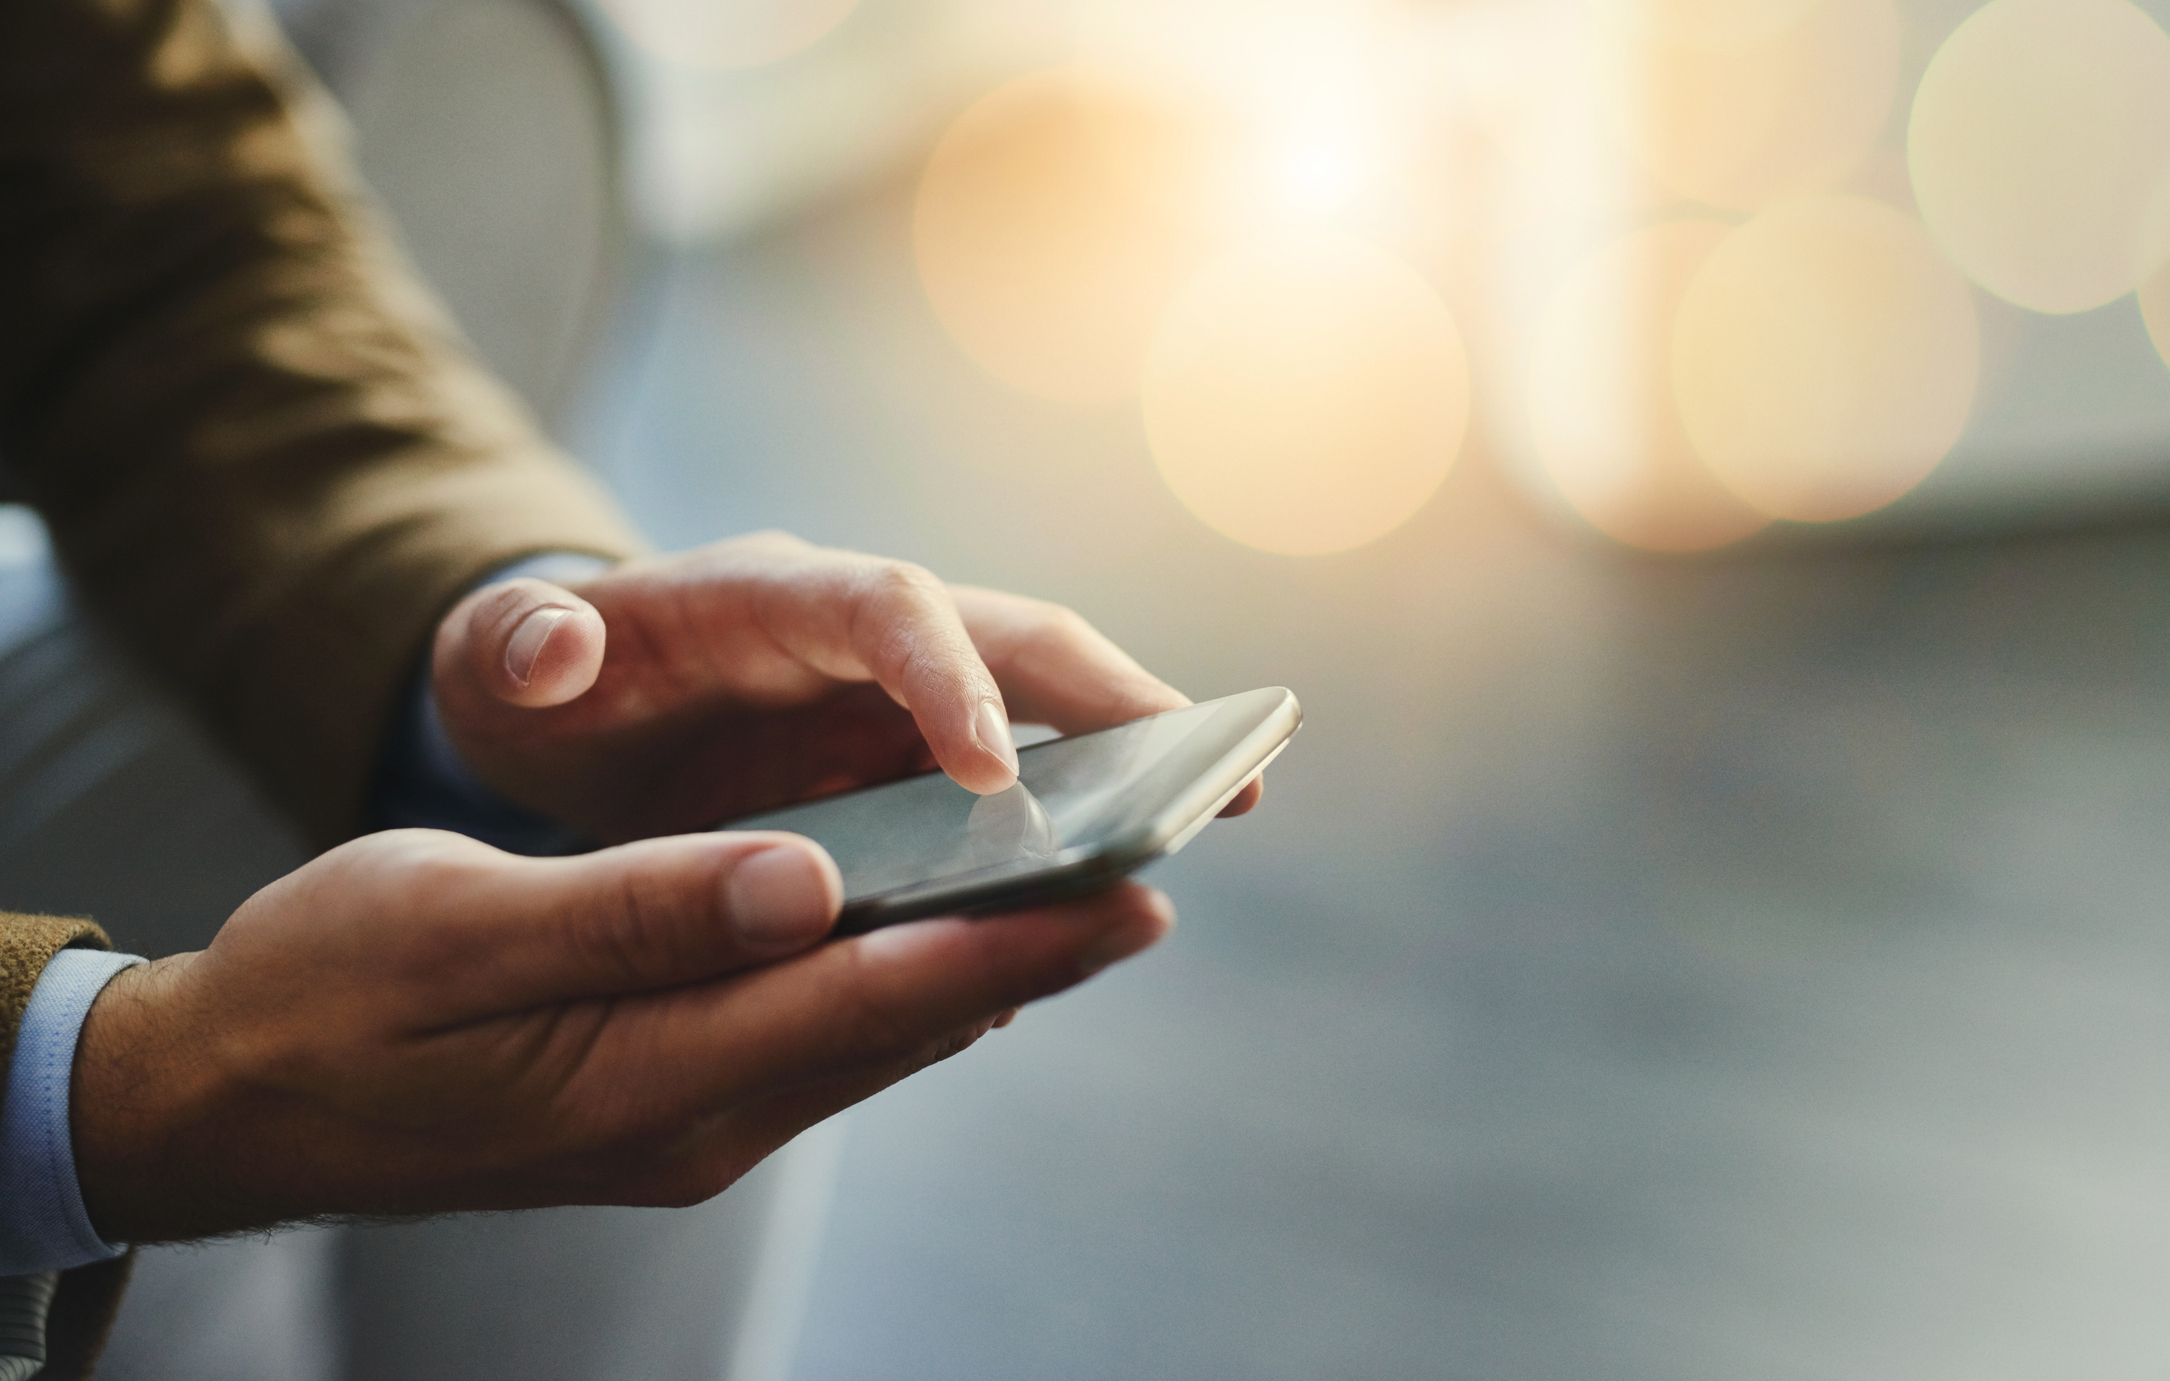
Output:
[
  {"xmin": 726, "ymin": 845, "xmax": 838, "ymax": 950},
  {"xmin": 504, "ymin": 608, "xmax": 572, "ymax": 687},
  {"xmin": 974, "ymin": 699, "xmax": 1019, "ymax": 776}
]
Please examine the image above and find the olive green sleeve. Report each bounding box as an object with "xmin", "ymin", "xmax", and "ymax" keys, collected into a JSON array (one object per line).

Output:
[{"xmin": 0, "ymin": 0, "xmax": 647, "ymax": 843}]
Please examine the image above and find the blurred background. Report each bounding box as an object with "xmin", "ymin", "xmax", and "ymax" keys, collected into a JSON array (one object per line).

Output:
[{"xmin": 295, "ymin": 0, "xmax": 2170, "ymax": 1375}]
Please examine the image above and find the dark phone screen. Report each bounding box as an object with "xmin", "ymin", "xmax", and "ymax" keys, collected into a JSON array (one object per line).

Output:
[{"xmin": 723, "ymin": 694, "xmax": 1265, "ymax": 905}]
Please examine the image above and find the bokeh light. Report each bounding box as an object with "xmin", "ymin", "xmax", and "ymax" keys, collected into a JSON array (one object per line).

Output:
[
  {"xmin": 1140, "ymin": 233, "xmax": 1468, "ymax": 556},
  {"xmin": 1909, "ymin": 0, "xmax": 2170, "ymax": 315},
  {"xmin": 1671, "ymin": 196, "xmax": 1980, "ymax": 522},
  {"xmin": 2143, "ymin": 264, "xmax": 2170, "ymax": 375},
  {"xmin": 914, "ymin": 69, "xmax": 1236, "ymax": 406},
  {"xmin": 1527, "ymin": 221, "xmax": 1771, "ymax": 551},
  {"xmin": 1626, "ymin": 0, "xmax": 1899, "ymax": 212},
  {"xmin": 1641, "ymin": 0, "xmax": 1819, "ymax": 49},
  {"xmin": 595, "ymin": 0, "xmax": 860, "ymax": 70}
]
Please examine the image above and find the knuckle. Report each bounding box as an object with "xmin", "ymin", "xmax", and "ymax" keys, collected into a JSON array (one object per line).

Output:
[
  {"xmin": 1030, "ymin": 602, "xmax": 1097, "ymax": 649},
  {"xmin": 729, "ymin": 529, "xmax": 815, "ymax": 567},
  {"xmin": 855, "ymin": 563, "xmax": 967, "ymax": 688},
  {"xmin": 347, "ymin": 832, "xmax": 502, "ymax": 966},
  {"xmin": 740, "ymin": 528, "xmax": 804, "ymax": 549},
  {"xmin": 1015, "ymin": 604, "xmax": 1111, "ymax": 680},
  {"xmin": 370, "ymin": 829, "xmax": 495, "ymax": 885},
  {"xmin": 865, "ymin": 559, "xmax": 946, "ymax": 611},
  {"xmin": 572, "ymin": 867, "xmax": 698, "ymax": 987}
]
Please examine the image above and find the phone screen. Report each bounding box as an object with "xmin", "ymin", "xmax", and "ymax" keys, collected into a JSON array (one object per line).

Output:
[{"xmin": 725, "ymin": 693, "xmax": 1270, "ymax": 905}]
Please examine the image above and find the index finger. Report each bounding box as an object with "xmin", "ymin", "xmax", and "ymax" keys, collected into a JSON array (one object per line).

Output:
[
  {"xmin": 605, "ymin": 883, "xmax": 1176, "ymax": 1134},
  {"xmin": 725, "ymin": 537, "xmax": 1022, "ymax": 795},
  {"xmin": 949, "ymin": 586, "xmax": 1265, "ymax": 817}
]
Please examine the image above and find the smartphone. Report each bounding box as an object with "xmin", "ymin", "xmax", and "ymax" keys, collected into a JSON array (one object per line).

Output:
[{"xmin": 718, "ymin": 686, "xmax": 1301, "ymax": 935}]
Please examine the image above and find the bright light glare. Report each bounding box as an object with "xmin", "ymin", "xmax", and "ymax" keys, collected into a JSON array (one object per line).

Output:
[
  {"xmin": 596, "ymin": 0, "xmax": 859, "ymax": 69},
  {"xmin": 1260, "ymin": 130, "xmax": 1376, "ymax": 218},
  {"xmin": 914, "ymin": 70, "xmax": 1234, "ymax": 405},
  {"xmin": 1528, "ymin": 221, "xmax": 1770, "ymax": 551},
  {"xmin": 1909, "ymin": 0, "xmax": 2170, "ymax": 314},
  {"xmin": 1672, "ymin": 196, "xmax": 1980, "ymax": 523},
  {"xmin": 1627, "ymin": 0, "xmax": 1899, "ymax": 212},
  {"xmin": 1142, "ymin": 234, "xmax": 1469, "ymax": 556},
  {"xmin": 1075, "ymin": 0, "xmax": 1399, "ymax": 223}
]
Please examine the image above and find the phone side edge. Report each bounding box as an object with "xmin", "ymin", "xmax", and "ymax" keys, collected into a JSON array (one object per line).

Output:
[{"xmin": 1125, "ymin": 688, "xmax": 1302, "ymax": 860}]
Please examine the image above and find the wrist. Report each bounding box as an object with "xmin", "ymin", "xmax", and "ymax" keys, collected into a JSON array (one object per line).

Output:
[{"xmin": 69, "ymin": 955, "xmax": 255, "ymax": 1245}]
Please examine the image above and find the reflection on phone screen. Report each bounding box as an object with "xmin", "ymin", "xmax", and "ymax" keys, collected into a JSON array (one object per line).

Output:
[
  {"xmin": 966, "ymin": 783, "xmax": 1058, "ymax": 867},
  {"xmin": 728, "ymin": 697, "xmax": 1239, "ymax": 902}
]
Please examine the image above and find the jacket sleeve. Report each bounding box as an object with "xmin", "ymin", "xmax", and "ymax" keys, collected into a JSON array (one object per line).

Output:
[
  {"xmin": 0, "ymin": 0, "xmax": 648, "ymax": 843},
  {"xmin": 0, "ymin": 918, "xmax": 131, "ymax": 1381}
]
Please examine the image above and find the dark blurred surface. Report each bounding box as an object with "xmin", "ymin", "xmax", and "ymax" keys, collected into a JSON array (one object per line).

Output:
[{"xmin": 581, "ymin": 176, "xmax": 2170, "ymax": 1379}]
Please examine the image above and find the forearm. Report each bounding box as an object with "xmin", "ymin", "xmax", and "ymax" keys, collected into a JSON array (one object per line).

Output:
[{"xmin": 0, "ymin": 0, "xmax": 644, "ymax": 843}]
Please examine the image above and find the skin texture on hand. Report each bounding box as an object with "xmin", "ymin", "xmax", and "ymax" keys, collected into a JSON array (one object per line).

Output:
[
  {"xmin": 65, "ymin": 535, "xmax": 1258, "ymax": 1245},
  {"xmin": 430, "ymin": 531, "xmax": 1263, "ymax": 843},
  {"xmin": 70, "ymin": 829, "xmax": 1173, "ymax": 1245}
]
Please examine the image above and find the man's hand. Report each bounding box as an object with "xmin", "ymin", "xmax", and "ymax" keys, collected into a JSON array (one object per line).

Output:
[
  {"xmin": 72, "ymin": 828, "xmax": 1171, "ymax": 1245},
  {"xmin": 429, "ymin": 532, "xmax": 1263, "ymax": 842}
]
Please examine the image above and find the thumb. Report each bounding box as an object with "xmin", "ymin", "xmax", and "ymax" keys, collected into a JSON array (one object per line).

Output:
[
  {"xmin": 371, "ymin": 830, "xmax": 847, "ymax": 1020},
  {"xmin": 435, "ymin": 577, "xmax": 608, "ymax": 711}
]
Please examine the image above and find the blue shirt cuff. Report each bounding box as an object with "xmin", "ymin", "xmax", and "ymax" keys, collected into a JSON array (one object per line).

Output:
[
  {"xmin": 0, "ymin": 948, "xmax": 145, "ymax": 1275},
  {"xmin": 371, "ymin": 553, "xmax": 614, "ymax": 855}
]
